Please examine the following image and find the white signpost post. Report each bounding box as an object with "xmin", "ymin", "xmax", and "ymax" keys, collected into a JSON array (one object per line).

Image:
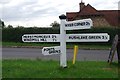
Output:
[{"xmin": 22, "ymin": 14, "xmax": 110, "ymax": 68}]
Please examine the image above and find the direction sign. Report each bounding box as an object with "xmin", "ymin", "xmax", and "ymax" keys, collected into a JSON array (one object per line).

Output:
[
  {"xmin": 65, "ymin": 18, "xmax": 93, "ymax": 30},
  {"xmin": 22, "ymin": 34, "xmax": 60, "ymax": 42},
  {"xmin": 22, "ymin": 33, "xmax": 109, "ymax": 42},
  {"xmin": 42, "ymin": 46, "xmax": 61, "ymax": 55},
  {"xmin": 66, "ymin": 33, "xmax": 110, "ymax": 42}
]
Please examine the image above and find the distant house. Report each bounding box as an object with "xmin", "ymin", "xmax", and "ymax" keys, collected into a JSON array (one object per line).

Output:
[{"xmin": 66, "ymin": 1, "xmax": 120, "ymax": 27}]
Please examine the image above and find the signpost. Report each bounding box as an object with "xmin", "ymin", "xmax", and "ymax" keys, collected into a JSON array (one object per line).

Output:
[
  {"xmin": 22, "ymin": 14, "xmax": 110, "ymax": 68},
  {"xmin": 42, "ymin": 46, "xmax": 61, "ymax": 55},
  {"xmin": 22, "ymin": 34, "xmax": 60, "ymax": 42},
  {"xmin": 22, "ymin": 33, "xmax": 109, "ymax": 42},
  {"xmin": 65, "ymin": 18, "xmax": 92, "ymax": 30},
  {"xmin": 66, "ymin": 33, "xmax": 109, "ymax": 42},
  {"xmin": 59, "ymin": 15, "xmax": 67, "ymax": 67}
]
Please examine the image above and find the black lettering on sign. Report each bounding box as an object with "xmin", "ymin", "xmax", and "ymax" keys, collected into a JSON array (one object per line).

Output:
[
  {"xmin": 102, "ymin": 36, "xmax": 107, "ymax": 39},
  {"xmin": 44, "ymin": 48, "xmax": 54, "ymax": 52},
  {"xmin": 79, "ymin": 22, "xmax": 85, "ymax": 26},
  {"xmin": 43, "ymin": 47, "xmax": 60, "ymax": 55},
  {"xmin": 24, "ymin": 39, "xmax": 28, "ymax": 41},
  {"xmin": 105, "ymin": 36, "xmax": 108, "ymax": 39},
  {"xmin": 86, "ymin": 22, "xmax": 90, "ymax": 25},
  {"xmin": 23, "ymin": 36, "xmax": 27, "ymax": 38},
  {"xmin": 53, "ymin": 39, "xmax": 57, "ymax": 42},
  {"xmin": 32, "ymin": 39, "xmax": 39, "ymax": 41},
  {"xmin": 52, "ymin": 35, "xmax": 57, "ymax": 38},
  {"xmin": 69, "ymin": 36, "xmax": 73, "ymax": 39},
  {"xmin": 49, "ymin": 50, "xmax": 60, "ymax": 54},
  {"xmin": 37, "ymin": 35, "xmax": 50, "ymax": 38},
  {"xmin": 81, "ymin": 36, "xmax": 87, "ymax": 39},
  {"xmin": 34, "ymin": 36, "xmax": 39, "ymax": 38},
  {"xmin": 88, "ymin": 36, "xmax": 101, "ymax": 39},
  {"xmin": 69, "ymin": 36, "xmax": 79, "ymax": 39},
  {"xmin": 69, "ymin": 36, "xmax": 88, "ymax": 40},
  {"xmin": 24, "ymin": 38, "xmax": 39, "ymax": 41},
  {"xmin": 38, "ymin": 36, "xmax": 44, "ymax": 38},
  {"xmin": 43, "ymin": 35, "xmax": 50, "ymax": 38},
  {"xmin": 65, "ymin": 21, "xmax": 90, "ymax": 27},
  {"xmin": 40, "ymin": 38, "xmax": 47, "ymax": 41}
]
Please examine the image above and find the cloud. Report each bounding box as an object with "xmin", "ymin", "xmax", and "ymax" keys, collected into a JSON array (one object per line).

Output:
[
  {"xmin": 118, "ymin": 1, "xmax": 120, "ymax": 10},
  {"xmin": 83, "ymin": 0, "xmax": 119, "ymax": 10},
  {"xmin": 2, "ymin": 0, "xmax": 60, "ymax": 21},
  {"xmin": 1, "ymin": 0, "xmax": 62, "ymax": 27},
  {"xmin": 2, "ymin": 0, "xmax": 38, "ymax": 21},
  {"xmin": 0, "ymin": 0, "xmax": 11, "ymax": 4},
  {"xmin": 0, "ymin": 0, "xmax": 119, "ymax": 27}
]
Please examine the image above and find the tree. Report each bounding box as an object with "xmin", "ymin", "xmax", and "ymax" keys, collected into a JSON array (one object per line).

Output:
[
  {"xmin": 50, "ymin": 21, "xmax": 60, "ymax": 28},
  {"xmin": 7, "ymin": 25, "xmax": 13, "ymax": 28},
  {"xmin": 0, "ymin": 19, "xmax": 5, "ymax": 29},
  {"xmin": 16, "ymin": 25, "xmax": 24, "ymax": 29}
]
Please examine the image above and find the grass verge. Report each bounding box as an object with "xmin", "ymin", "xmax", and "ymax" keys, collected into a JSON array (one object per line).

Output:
[
  {"xmin": 2, "ymin": 59, "xmax": 118, "ymax": 78},
  {"xmin": 2, "ymin": 42, "xmax": 111, "ymax": 50}
]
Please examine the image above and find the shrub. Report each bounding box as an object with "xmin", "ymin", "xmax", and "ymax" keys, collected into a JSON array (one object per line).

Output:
[{"xmin": 2, "ymin": 27, "xmax": 120, "ymax": 45}]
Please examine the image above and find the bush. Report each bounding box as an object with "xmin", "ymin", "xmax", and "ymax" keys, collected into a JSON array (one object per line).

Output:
[
  {"xmin": 2, "ymin": 27, "xmax": 59, "ymax": 42},
  {"xmin": 67, "ymin": 27, "xmax": 119, "ymax": 45},
  {"xmin": 2, "ymin": 27, "xmax": 120, "ymax": 45}
]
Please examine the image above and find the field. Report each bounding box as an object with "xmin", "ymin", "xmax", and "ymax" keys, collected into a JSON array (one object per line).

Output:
[
  {"xmin": 2, "ymin": 59, "xmax": 119, "ymax": 78},
  {"xmin": 2, "ymin": 42, "xmax": 111, "ymax": 50},
  {"xmin": 2, "ymin": 42, "xmax": 119, "ymax": 79}
]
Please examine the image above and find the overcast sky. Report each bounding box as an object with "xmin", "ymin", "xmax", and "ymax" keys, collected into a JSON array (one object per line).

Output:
[{"xmin": 0, "ymin": 0, "xmax": 119, "ymax": 27}]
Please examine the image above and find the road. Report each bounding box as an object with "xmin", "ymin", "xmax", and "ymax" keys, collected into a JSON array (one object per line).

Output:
[{"xmin": 2, "ymin": 48, "xmax": 118, "ymax": 61}]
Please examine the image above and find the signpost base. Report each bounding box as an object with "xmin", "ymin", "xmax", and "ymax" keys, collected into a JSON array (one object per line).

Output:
[{"xmin": 60, "ymin": 66, "xmax": 67, "ymax": 68}]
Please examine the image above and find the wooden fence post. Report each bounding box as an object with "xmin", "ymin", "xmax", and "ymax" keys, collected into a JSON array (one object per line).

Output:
[{"xmin": 117, "ymin": 35, "xmax": 120, "ymax": 64}]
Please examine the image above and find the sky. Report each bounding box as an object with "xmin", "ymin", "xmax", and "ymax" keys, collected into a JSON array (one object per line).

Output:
[{"xmin": 0, "ymin": 0, "xmax": 119, "ymax": 27}]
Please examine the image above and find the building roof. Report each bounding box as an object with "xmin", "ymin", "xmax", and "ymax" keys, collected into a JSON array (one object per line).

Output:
[{"xmin": 66, "ymin": 2, "xmax": 119, "ymax": 27}]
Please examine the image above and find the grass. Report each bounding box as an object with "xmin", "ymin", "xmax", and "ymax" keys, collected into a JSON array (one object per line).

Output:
[
  {"xmin": 2, "ymin": 59, "xmax": 119, "ymax": 78},
  {"xmin": 0, "ymin": 41, "xmax": 1, "ymax": 46},
  {"xmin": 2, "ymin": 42, "xmax": 111, "ymax": 50},
  {"xmin": 2, "ymin": 42, "xmax": 59, "ymax": 47}
]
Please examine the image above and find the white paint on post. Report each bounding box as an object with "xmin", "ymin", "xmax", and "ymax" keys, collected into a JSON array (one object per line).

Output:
[
  {"xmin": 65, "ymin": 18, "xmax": 92, "ymax": 30},
  {"xmin": 59, "ymin": 15, "xmax": 67, "ymax": 68},
  {"xmin": 42, "ymin": 46, "xmax": 61, "ymax": 55}
]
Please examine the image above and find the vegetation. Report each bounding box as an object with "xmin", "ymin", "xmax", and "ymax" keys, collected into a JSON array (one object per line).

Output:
[
  {"xmin": 2, "ymin": 27, "xmax": 120, "ymax": 45},
  {"xmin": 2, "ymin": 42, "xmax": 59, "ymax": 48},
  {"xmin": 2, "ymin": 59, "xmax": 119, "ymax": 78},
  {"xmin": 2, "ymin": 42, "xmax": 111, "ymax": 50},
  {"xmin": 50, "ymin": 21, "xmax": 60, "ymax": 28},
  {"xmin": 7, "ymin": 25, "xmax": 13, "ymax": 28}
]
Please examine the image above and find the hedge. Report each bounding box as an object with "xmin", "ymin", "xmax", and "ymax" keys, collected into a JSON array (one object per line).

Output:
[{"xmin": 2, "ymin": 27, "xmax": 120, "ymax": 45}]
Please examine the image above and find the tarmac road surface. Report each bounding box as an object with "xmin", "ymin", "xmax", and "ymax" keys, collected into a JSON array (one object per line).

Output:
[{"xmin": 2, "ymin": 48, "xmax": 118, "ymax": 61}]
